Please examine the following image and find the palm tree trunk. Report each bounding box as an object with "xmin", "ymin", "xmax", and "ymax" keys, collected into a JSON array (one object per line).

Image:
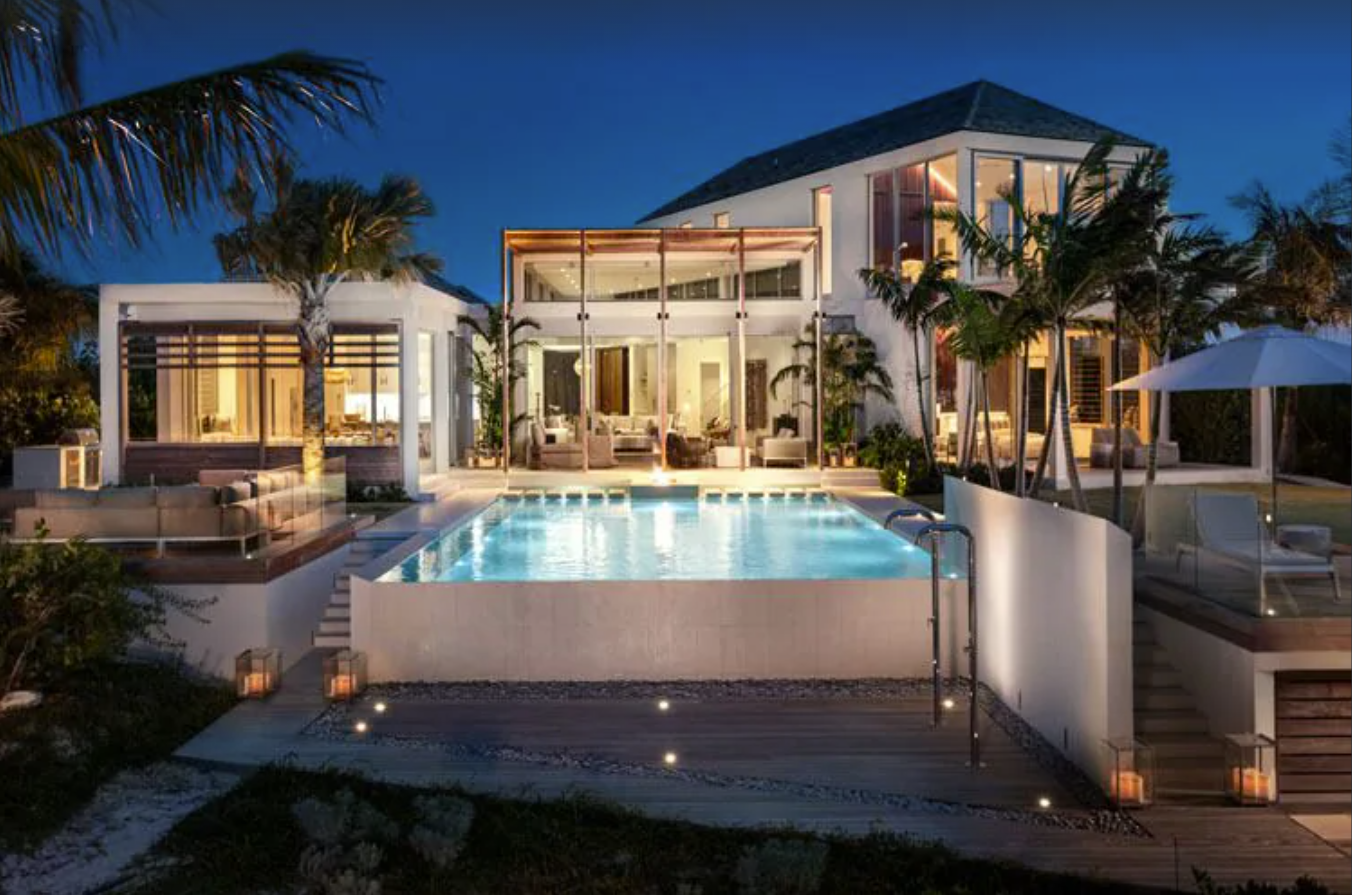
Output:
[
  {"xmin": 982, "ymin": 371, "xmax": 1000, "ymax": 491},
  {"xmin": 959, "ymin": 374, "xmax": 977, "ymax": 475},
  {"xmin": 1277, "ymin": 387, "xmax": 1299, "ymax": 474},
  {"xmin": 1030, "ymin": 330, "xmax": 1060, "ymax": 499},
  {"xmin": 1129, "ymin": 388, "xmax": 1163, "ymax": 546},
  {"xmin": 1111, "ymin": 302, "xmax": 1124, "ymax": 528},
  {"xmin": 1056, "ymin": 327, "xmax": 1089, "ymax": 512},
  {"xmin": 1015, "ymin": 339, "xmax": 1030, "ymax": 497},
  {"xmin": 912, "ymin": 327, "xmax": 935, "ymax": 467},
  {"xmin": 301, "ymin": 345, "xmax": 325, "ymax": 486}
]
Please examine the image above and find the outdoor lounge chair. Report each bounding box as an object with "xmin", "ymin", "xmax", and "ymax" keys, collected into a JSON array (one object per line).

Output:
[{"xmin": 1175, "ymin": 491, "xmax": 1341, "ymax": 604}]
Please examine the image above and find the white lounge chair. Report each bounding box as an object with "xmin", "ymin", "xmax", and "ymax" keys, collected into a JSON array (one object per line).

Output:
[{"xmin": 1175, "ymin": 491, "xmax": 1341, "ymax": 604}]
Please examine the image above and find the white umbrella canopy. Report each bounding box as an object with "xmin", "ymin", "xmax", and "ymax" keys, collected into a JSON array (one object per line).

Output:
[
  {"xmin": 1110, "ymin": 325, "xmax": 1351, "ymax": 530},
  {"xmin": 1111, "ymin": 325, "xmax": 1352, "ymax": 392}
]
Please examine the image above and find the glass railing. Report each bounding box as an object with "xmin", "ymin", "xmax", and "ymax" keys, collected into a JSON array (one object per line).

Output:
[
  {"xmin": 1138, "ymin": 484, "xmax": 1346, "ymax": 619},
  {"xmin": 225, "ymin": 457, "xmax": 347, "ymax": 554}
]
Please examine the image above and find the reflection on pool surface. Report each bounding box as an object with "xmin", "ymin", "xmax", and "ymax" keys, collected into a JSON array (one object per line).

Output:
[{"xmin": 383, "ymin": 495, "xmax": 936, "ymax": 583}]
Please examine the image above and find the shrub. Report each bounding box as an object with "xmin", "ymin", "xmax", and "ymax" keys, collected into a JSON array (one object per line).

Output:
[
  {"xmin": 860, "ymin": 423, "xmax": 934, "ymax": 495},
  {"xmin": 0, "ymin": 382, "xmax": 98, "ymax": 477},
  {"xmin": 0, "ymin": 534, "xmax": 213, "ymax": 695},
  {"xmin": 346, "ymin": 482, "xmax": 412, "ymax": 504},
  {"xmin": 734, "ymin": 837, "xmax": 830, "ymax": 895},
  {"xmin": 408, "ymin": 794, "xmax": 475, "ymax": 870}
]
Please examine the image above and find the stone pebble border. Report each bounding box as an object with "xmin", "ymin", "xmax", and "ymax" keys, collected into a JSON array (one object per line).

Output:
[{"xmin": 304, "ymin": 678, "xmax": 1147, "ymax": 839}]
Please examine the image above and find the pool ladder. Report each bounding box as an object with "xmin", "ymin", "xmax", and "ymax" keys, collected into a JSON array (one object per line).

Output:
[{"xmin": 884, "ymin": 508, "xmax": 981, "ymax": 770}]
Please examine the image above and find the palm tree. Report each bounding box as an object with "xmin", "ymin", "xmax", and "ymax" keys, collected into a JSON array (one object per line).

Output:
[
  {"xmin": 457, "ymin": 305, "xmax": 539, "ymax": 464},
  {"xmin": 938, "ymin": 138, "xmax": 1168, "ymax": 512},
  {"xmin": 1230, "ymin": 182, "xmax": 1352, "ymax": 472},
  {"xmin": 1, "ymin": 0, "xmax": 377, "ymax": 273},
  {"xmin": 0, "ymin": 245, "xmax": 94, "ymax": 373},
  {"xmin": 771, "ymin": 324, "xmax": 894, "ymax": 458},
  {"xmin": 1117, "ymin": 226, "xmax": 1251, "ymax": 539},
  {"xmin": 943, "ymin": 286, "xmax": 1023, "ymax": 490},
  {"xmin": 858, "ymin": 258, "xmax": 957, "ymax": 467},
  {"xmin": 214, "ymin": 161, "xmax": 442, "ymax": 481}
]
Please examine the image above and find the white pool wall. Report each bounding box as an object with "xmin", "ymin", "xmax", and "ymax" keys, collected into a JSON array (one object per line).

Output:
[{"xmin": 351, "ymin": 575, "xmax": 967, "ymax": 681}]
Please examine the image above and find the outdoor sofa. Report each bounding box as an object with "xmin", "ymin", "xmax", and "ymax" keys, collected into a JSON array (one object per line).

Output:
[{"xmin": 756, "ymin": 435, "xmax": 809, "ymax": 468}]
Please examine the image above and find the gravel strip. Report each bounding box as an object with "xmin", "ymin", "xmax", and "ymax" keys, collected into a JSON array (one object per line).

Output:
[
  {"xmin": 304, "ymin": 678, "xmax": 1146, "ymax": 838},
  {"xmin": 0, "ymin": 762, "xmax": 238, "ymax": 895}
]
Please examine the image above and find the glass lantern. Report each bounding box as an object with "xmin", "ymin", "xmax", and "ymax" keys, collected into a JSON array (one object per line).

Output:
[
  {"xmin": 235, "ymin": 648, "xmax": 282, "ymax": 698},
  {"xmin": 1102, "ymin": 736, "xmax": 1154, "ymax": 808},
  {"xmin": 1225, "ymin": 734, "xmax": 1277, "ymax": 806},
  {"xmin": 842, "ymin": 444, "xmax": 859, "ymax": 468},
  {"xmin": 323, "ymin": 649, "xmax": 368, "ymax": 701}
]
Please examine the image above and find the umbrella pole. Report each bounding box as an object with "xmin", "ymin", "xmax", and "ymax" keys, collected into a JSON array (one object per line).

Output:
[{"xmin": 1269, "ymin": 386, "xmax": 1279, "ymax": 534}]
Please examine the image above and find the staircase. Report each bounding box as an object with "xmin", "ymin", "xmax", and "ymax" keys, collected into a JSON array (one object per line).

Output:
[
  {"xmin": 1133, "ymin": 616, "xmax": 1226, "ymax": 800},
  {"xmin": 313, "ymin": 532, "xmax": 409, "ymax": 648}
]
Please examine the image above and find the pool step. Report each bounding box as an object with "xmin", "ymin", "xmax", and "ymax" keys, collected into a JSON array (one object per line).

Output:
[{"xmin": 312, "ymin": 532, "xmax": 407, "ymax": 649}]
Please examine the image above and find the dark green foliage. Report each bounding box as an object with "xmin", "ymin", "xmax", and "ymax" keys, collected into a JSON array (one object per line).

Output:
[
  {"xmin": 0, "ymin": 660, "xmax": 235, "ymax": 850},
  {"xmin": 0, "ymin": 380, "xmax": 98, "ymax": 475},
  {"xmin": 1287, "ymin": 386, "xmax": 1351, "ymax": 485},
  {"xmin": 346, "ymin": 482, "xmax": 413, "ymax": 503},
  {"xmin": 859, "ymin": 422, "xmax": 930, "ymax": 496},
  {"xmin": 0, "ymin": 535, "xmax": 214, "ymax": 694}
]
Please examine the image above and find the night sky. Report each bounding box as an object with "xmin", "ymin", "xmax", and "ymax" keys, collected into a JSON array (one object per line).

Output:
[{"xmin": 52, "ymin": 0, "xmax": 1352, "ymax": 299}]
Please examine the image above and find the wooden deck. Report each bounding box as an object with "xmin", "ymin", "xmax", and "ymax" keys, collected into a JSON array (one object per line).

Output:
[{"xmin": 176, "ymin": 650, "xmax": 1352, "ymax": 894}]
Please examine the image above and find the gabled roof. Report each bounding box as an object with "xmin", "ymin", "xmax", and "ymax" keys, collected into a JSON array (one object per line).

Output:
[{"xmin": 639, "ymin": 80, "xmax": 1150, "ymax": 222}]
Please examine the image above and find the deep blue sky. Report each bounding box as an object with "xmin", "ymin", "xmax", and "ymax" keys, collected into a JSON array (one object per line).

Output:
[{"xmin": 56, "ymin": 0, "xmax": 1352, "ymax": 299}]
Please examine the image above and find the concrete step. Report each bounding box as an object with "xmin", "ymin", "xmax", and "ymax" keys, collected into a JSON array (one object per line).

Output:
[
  {"xmin": 333, "ymin": 578, "xmax": 352, "ymax": 593},
  {"xmin": 1134, "ymin": 686, "xmax": 1195, "ymax": 711},
  {"xmin": 318, "ymin": 618, "xmax": 350, "ymax": 636},
  {"xmin": 313, "ymin": 632, "xmax": 349, "ymax": 648},
  {"xmin": 1148, "ymin": 733, "xmax": 1225, "ymax": 759},
  {"xmin": 323, "ymin": 605, "xmax": 351, "ymax": 621},
  {"xmin": 1135, "ymin": 665, "xmax": 1184, "ymax": 689},
  {"xmin": 330, "ymin": 592, "xmax": 351, "ymax": 607},
  {"xmin": 1136, "ymin": 710, "xmax": 1210, "ymax": 736}
]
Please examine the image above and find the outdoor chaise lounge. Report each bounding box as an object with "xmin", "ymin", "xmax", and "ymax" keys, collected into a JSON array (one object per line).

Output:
[
  {"xmin": 756, "ymin": 435, "xmax": 809, "ymax": 468},
  {"xmin": 1175, "ymin": 491, "xmax": 1341, "ymax": 603}
]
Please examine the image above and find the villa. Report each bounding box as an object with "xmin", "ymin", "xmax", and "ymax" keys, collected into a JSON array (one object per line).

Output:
[{"xmin": 10, "ymin": 81, "xmax": 1346, "ymax": 820}]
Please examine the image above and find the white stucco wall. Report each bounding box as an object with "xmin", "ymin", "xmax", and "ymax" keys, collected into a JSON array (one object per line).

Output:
[
  {"xmin": 352, "ymin": 570, "xmax": 965, "ymax": 683},
  {"xmin": 942, "ymin": 476, "xmax": 1134, "ymax": 783},
  {"xmin": 153, "ymin": 543, "xmax": 349, "ymax": 678}
]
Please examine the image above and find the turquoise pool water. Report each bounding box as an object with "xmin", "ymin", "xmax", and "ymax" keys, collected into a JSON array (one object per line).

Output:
[{"xmin": 382, "ymin": 495, "xmax": 937, "ymax": 583}]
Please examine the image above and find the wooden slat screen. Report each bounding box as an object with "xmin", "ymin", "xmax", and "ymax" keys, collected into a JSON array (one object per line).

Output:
[
  {"xmin": 122, "ymin": 323, "xmax": 399, "ymax": 370},
  {"xmin": 1276, "ymin": 671, "xmax": 1352, "ymax": 800}
]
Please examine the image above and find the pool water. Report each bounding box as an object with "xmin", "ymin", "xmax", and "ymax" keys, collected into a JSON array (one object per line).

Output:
[{"xmin": 383, "ymin": 495, "xmax": 936, "ymax": 583}]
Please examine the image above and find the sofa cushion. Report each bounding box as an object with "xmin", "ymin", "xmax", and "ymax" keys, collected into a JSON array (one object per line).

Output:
[
  {"xmin": 157, "ymin": 485, "xmax": 220, "ymax": 509},
  {"xmin": 16, "ymin": 506, "xmax": 158, "ymax": 540},
  {"xmin": 221, "ymin": 481, "xmax": 253, "ymax": 505},
  {"xmin": 159, "ymin": 507, "xmax": 223, "ymax": 538},
  {"xmin": 35, "ymin": 489, "xmax": 99, "ymax": 509},
  {"xmin": 96, "ymin": 488, "xmax": 158, "ymax": 509}
]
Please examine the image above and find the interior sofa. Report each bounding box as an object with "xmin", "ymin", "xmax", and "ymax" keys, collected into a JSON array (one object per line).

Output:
[
  {"xmin": 12, "ymin": 485, "xmax": 256, "ymax": 555},
  {"xmin": 593, "ymin": 414, "xmax": 661, "ymax": 453}
]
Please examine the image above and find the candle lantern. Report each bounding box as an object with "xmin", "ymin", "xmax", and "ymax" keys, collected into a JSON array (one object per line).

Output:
[
  {"xmin": 235, "ymin": 648, "xmax": 282, "ymax": 698},
  {"xmin": 1102, "ymin": 736, "xmax": 1154, "ymax": 808},
  {"xmin": 1224, "ymin": 734, "xmax": 1277, "ymax": 806},
  {"xmin": 323, "ymin": 649, "xmax": 368, "ymax": 701},
  {"xmin": 842, "ymin": 444, "xmax": 859, "ymax": 468}
]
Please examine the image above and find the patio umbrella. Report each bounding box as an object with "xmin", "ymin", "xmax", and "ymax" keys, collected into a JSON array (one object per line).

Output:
[{"xmin": 1111, "ymin": 325, "xmax": 1352, "ymax": 524}]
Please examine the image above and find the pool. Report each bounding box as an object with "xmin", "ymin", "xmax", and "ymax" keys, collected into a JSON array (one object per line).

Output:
[{"xmin": 382, "ymin": 495, "xmax": 933, "ymax": 583}]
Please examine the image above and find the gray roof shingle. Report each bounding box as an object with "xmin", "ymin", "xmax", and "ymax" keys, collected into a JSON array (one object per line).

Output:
[{"xmin": 639, "ymin": 80, "xmax": 1150, "ymax": 222}]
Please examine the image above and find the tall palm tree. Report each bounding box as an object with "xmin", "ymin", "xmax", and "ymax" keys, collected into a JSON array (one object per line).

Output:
[
  {"xmin": 1, "ymin": 0, "xmax": 377, "ymax": 273},
  {"xmin": 214, "ymin": 162, "xmax": 442, "ymax": 481},
  {"xmin": 457, "ymin": 305, "xmax": 539, "ymax": 463},
  {"xmin": 1230, "ymin": 183, "xmax": 1352, "ymax": 473},
  {"xmin": 0, "ymin": 245, "xmax": 93, "ymax": 372},
  {"xmin": 771, "ymin": 324, "xmax": 894, "ymax": 454},
  {"xmin": 858, "ymin": 258, "xmax": 957, "ymax": 467},
  {"xmin": 1117, "ymin": 226, "xmax": 1251, "ymax": 539},
  {"xmin": 938, "ymin": 138, "xmax": 1168, "ymax": 511},
  {"xmin": 943, "ymin": 286, "xmax": 1023, "ymax": 490}
]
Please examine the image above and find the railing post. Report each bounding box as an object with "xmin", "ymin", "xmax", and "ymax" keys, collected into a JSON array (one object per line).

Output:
[{"xmin": 884, "ymin": 508, "xmax": 941, "ymax": 725}]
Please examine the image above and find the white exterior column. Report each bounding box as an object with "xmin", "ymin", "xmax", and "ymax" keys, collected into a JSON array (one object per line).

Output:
[
  {"xmin": 398, "ymin": 310, "xmax": 421, "ymax": 497},
  {"xmin": 98, "ymin": 292, "xmax": 122, "ymax": 484},
  {"xmin": 1253, "ymin": 388, "xmax": 1274, "ymax": 479},
  {"xmin": 432, "ymin": 328, "xmax": 451, "ymax": 472},
  {"xmin": 1158, "ymin": 391, "xmax": 1171, "ymax": 442}
]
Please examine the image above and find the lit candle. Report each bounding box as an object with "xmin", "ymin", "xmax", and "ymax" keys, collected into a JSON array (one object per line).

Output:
[
  {"xmin": 1110, "ymin": 770, "xmax": 1144, "ymax": 805},
  {"xmin": 244, "ymin": 672, "xmax": 267, "ymax": 696},
  {"xmin": 1232, "ymin": 767, "xmax": 1271, "ymax": 802},
  {"xmin": 331, "ymin": 675, "xmax": 354, "ymax": 699}
]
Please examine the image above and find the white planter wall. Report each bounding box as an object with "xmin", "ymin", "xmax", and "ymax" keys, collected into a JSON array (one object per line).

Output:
[{"xmin": 942, "ymin": 477, "xmax": 1134, "ymax": 784}]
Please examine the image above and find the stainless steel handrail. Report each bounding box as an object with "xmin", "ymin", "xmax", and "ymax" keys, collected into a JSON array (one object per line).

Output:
[
  {"xmin": 883, "ymin": 507, "xmax": 942, "ymax": 726},
  {"xmin": 915, "ymin": 521, "xmax": 980, "ymax": 771}
]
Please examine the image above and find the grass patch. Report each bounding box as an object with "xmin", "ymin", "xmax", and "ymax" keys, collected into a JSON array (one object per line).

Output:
[
  {"xmin": 131, "ymin": 766, "xmax": 1172, "ymax": 895},
  {"xmin": 0, "ymin": 660, "xmax": 235, "ymax": 851}
]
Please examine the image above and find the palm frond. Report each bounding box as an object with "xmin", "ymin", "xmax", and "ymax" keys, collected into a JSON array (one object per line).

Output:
[{"xmin": 1, "ymin": 49, "xmax": 378, "ymax": 264}]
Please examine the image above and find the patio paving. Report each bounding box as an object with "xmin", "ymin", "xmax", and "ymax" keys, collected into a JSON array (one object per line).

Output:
[{"xmin": 175, "ymin": 650, "xmax": 1352, "ymax": 894}]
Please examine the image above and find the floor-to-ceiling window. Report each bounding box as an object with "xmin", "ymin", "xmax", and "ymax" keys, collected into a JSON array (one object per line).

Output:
[
  {"xmin": 868, "ymin": 154, "xmax": 958, "ymax": 282},
  {"xmin": 973, "ymin": 157, "xmax": 1017, "ymax": 279}
]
